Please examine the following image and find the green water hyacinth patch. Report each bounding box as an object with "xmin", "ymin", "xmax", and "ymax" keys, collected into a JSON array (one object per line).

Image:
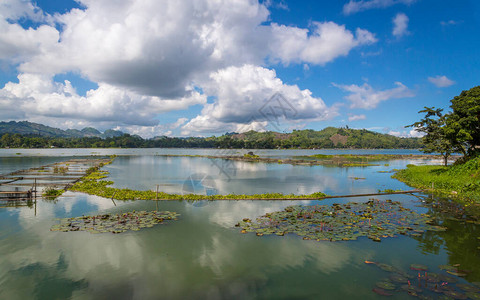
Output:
[
  {"xmin": 50, "ymin": 210, "xmax": 180, "ymax": 234},
  {"xmin": 70, "ymin": 168, "xmax": 327, "ymax": 201},
  {"xmin": 235, "ymin": 199, "xmax": 447, "ymax": 242}
]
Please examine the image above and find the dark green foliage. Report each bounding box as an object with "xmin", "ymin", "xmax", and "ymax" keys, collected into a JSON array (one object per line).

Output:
[
  {"xmin": 409, "ymin": 86, "xmax": 480, "ymax": 161},
  {"xmin": 408, "ymin": 107, "xmax": 452, "ymax": 166},
  {"xmin": 446, "ymin": 86, "xmax": 480, "ymax": 157}
]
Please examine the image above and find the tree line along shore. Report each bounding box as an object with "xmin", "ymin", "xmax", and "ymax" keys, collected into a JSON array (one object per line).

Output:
[{"xmin": 0, "ymin": 126, "xmax": 421, "ymax": 149}]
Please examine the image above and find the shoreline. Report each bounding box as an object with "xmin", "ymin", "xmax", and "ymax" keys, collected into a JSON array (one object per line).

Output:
[{"xmin": 155, "ymin": 153, "xmax": 457, "ymax": 167}]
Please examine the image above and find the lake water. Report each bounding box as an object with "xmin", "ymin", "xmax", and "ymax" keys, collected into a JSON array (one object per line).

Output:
[{"xmin": 0, "ymin": 149, "xmax": 479, "ymax": 299}]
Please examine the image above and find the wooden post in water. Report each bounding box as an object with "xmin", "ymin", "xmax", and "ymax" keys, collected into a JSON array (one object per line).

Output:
[
  {"xmin": 35, "ymin": 178, "xmax": 37, "ymax": 216},
  {"xmin": 112, "ymin": 191, "xmax": 117, "ymax": 206},
  {"xmin": 156, "ymin": 185, "xmax": 159, "ymax": 200},
  {"xmin": 111, "ymin": 191, "xmax": 117, "ymax": 206}
]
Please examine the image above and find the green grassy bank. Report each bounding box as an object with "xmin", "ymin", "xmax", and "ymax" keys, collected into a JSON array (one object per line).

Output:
[{"xmin": 393, "ymin": 156, "xmax": 480, "ymax": 201}]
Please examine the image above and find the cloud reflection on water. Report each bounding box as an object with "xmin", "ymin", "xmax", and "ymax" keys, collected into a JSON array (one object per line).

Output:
[{"xmin": 1, "ymin": 194, "xmax": 369, "ymax": 299}]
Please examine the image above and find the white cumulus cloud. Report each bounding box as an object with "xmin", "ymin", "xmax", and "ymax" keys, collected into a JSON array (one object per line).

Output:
[
  {"xmin": 182, "ymin": 65, "xmax": 338, "ymax": 135},
  {"xmin": 12, "ymin": 0, "xmax": 377, "ymax": 97},
  {"xmin": 392, "ymin": 13, "xmax": 409, "ymax": 37},
  {"xmin": 0, "ymin": 0, "xmax": 48, "ymax": 22},
  {"xmin": 0, "ymin": 73, "xmax": 206, "ymax": 129},
  {"xmin": 268, "ymin": 22, "xmax": 377, "ymax": 65},
  {"xmin": 348, "ymin": 114, "xmax": 366, "ymax": 121},
  {"xmin": 333, "ymin": 81, "xmax": 415, "ymax": 109},
  {"xmin": 0, "ymin": 0, "xmax": 378, "ymax": 135},
  {"xmin": 388, "ymin": 129, "xmax": 424, "ymax": 138},
  {"xmin": 428, "ymin": 75, "xmax": 455, "ymax": 88},
  {"xmin": 440, "ymin": 20, "xmax": 459, "ymax": 26},
  {"xmin": 343, "ymin": 0, "xmax": 416, "ymax": 15}
]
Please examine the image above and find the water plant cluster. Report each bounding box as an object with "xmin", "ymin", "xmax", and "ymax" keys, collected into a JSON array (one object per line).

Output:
[
  {"xmin": 53, "ymin": 166, "xmax": 68, "ymax": 174},
  {"xmin": 158, "ymin": 153, "xmax": 439, "ymax": 168},
  {"xmin": 414, "ymin": 194, "xmax": 480, "ymax": 223},
  {"xmin": 366, "ymin": 260, "xmax": 480, "ymax": 299},
  {"xmin": 235, "ymin": 199, "xmax": 447, "ymax": 242},
  {"xmin": 50, "ymin": 210, "xmax": 180, "ymax": 234},
  {"xmin": 342, "ymin": 163, "xmax": 379, "ymax": 167},
  {"xmin": 70, "ymin": 168, "xmax": 327, "ymax": 201},
  {"xmin": 243, "ymin": 152, "xmax": 259, "ymax": 159},
  {"xmin": 42, "ymin": 187, "xmax": 65, "ymax": 198},
  {"xmin": 308, "ymin": 154, "xmax": 396, "ymax": 161}
]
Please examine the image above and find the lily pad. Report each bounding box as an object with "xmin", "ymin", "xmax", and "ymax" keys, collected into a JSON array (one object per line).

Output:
[
  {"xmin": 424, "ymin": 273, "xmax": 441, "ymax": 283},
  {"xmin": 236, "ymin": 200, "xmax": 442, "ymax": 243},
  {"xmin": 443, "ymin": 290, "xmax": 467, "ymax": 299},
  {"xmin": 377, "ymin": 263, "xmax": 396, "ymax": 272},
  {"xmin": 417, "ymin": 295, "xmax": 434, "ymax": 300},
  {"xmin": 437, "ymin": 274, "xmax": 458, "ymax": 283},
  {"xmin": 410, "ymin": 264, "xmax": 428, "ymax": 271},
  {"xmin": 401, "ymin": 285, "xmax": 423, "ymax": 293},
  {"xmin": 466, "ymin": 292, "xmax": 480, "ymax": 300},
  {"xmin": 446, "ymin": 270, "xmax": 467, "ymax": 277},
  {"xmin": 376, "ymin": 281, "xmax": 396, "ymax": 290},
  {"xmin": 456, "ymin": 284, "xmax": 480, "ymax": 293},
  {"xmin": 372, "ymin": 288, "xmax": 393, "ymax": 296},
  {"xmin": 50, "ymin": 210, "xmax": 180, "ymax": 234},
  {"xmin": 389, "ymin": 274, "xmax": 408, "ymax": 283},
  {"xmin": 439, "ymin": 265, "xmax": 458, "ymax": 272},
  {"xmin": 367, "ymin": 258, "xmax": 479, "ymax": 299}
]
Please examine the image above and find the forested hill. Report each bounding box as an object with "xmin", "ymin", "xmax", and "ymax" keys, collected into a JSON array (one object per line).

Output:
[
  {"xmin": 219, "ymin": 127, "xmax": 421, "ymax": 149},
  {"xmin": 0, "ymin": 123, "xmax": 422, "ymax": 149},
  {"xmin": 0, "ymin": 121, "xmax": 124, "ymax": 138}
]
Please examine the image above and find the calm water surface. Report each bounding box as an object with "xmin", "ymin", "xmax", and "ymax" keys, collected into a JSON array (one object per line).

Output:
[{"xmin": 0, "ymin": 149, "xmax": 478, "ymax": 299}]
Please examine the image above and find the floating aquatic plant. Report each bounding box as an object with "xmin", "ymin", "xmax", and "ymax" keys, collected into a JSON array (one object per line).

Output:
[
  {"xmin": 411, "ymin": 264, "xmax": 429, "ymax": 271},
  {"xmin": 364, "ymin": 260, "xmax": 479, "ymax": 299},
  {"xmin": 372, "ymin": 287, "xmax": 393, "ymax": 296},
  {"xmin": 43, "ymin": 187, "xmax": 65, "ymax": 199},
  {"xmin": 235, "ymin": 199, "xmax": 446, "ymax": 242},
  {"xmin": 70, "ymin": 169, "xmax": 327, "ymax": 201},
  {"xmin": 376, "ymin": 280, "xmax": 396, "ymax": 290},
  {"xmin": 50, "ymin": 210, "xmax": 180, "ymax": 234}
]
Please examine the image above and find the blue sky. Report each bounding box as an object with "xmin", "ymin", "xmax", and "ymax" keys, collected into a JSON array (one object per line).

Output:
[{"xmin": 0, "ymin": 0, "xmax": 478, "ymax": 137}]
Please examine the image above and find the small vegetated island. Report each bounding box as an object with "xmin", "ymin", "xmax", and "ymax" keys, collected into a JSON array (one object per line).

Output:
[
  {"xmin": 69, "ymin": 161, "xmax": 327, "ymax": 201},
  {"xmin": 395, "ymin": 86, "xmax": 480, "ymax": 202}
]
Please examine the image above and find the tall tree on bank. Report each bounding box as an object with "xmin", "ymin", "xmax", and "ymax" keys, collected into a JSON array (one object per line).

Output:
[
  {"xmin": 445, "ymin": 86, "xmax": 480, "ymax": 157},
  {"xmin": 408, "ymin": 107, "xmax": 452, "ymax": 166},
  {"xmin": 409, "ymin": 85, "xmax": 480, "ymax": 165}
]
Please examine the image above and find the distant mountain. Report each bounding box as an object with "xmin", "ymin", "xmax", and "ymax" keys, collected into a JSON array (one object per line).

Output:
[
  {"xmin": 0, "ymin": 121, "xmax": 72, "ymax": 137},
  {"xmin": 103, "ymin": 129, "xmax": 125, "ymax": 138},
  {"xmin": 0, "ymin": 121, "xmax": 125, "ymax": 139},
  {"xmin": 81, "ymin": 127, "xmax": 102, "ymax": 136}
]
